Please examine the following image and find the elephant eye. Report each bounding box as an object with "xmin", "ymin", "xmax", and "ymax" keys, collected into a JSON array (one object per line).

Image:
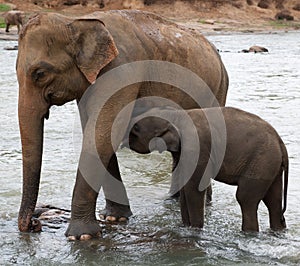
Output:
[
  {"xmin": 30, "ymin": 62, "xmax": 55, "ymax": 84},
  {"xmin": 32, "ymin": 69, "xmax": 45, "ymax": 82},
  {"xmin": 133, "ymin": 124, "xmax": 140, "ymax": 132}
]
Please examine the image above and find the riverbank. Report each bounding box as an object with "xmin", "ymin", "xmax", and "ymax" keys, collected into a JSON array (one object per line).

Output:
[
  {"xmin": 0, "ymin": 0, "xmax": 300, "ymax": 41},
  {"xmin": 0, "ymin": 27, "xmax": 18, "ymax": 41}
]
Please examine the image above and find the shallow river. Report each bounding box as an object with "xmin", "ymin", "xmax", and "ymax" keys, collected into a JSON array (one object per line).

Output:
[{"xmin": 0, "ymin": 31, "xmax": 299, "ymax": 265}]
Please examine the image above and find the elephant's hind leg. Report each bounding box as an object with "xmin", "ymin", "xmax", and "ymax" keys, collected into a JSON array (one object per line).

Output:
[
  {"xmin": 236, "ymin": 178, "xmax": 268, "ymax": 232},
  {"xmin": 263, "ymin": 173, "xmax": 286, "ymax": 230},
  {"xmin": 5, "ymin": 23, "xmax": 10, "ymax": 32},
  {"xmin": 95, "ymin": 85, "xmax": 139, "ymax": 223},
  {"xmin": 100, "ymin": 153, "xmax": 132, "ymax": 222}
]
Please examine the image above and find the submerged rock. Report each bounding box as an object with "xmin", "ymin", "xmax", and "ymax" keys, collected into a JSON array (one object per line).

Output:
[
  {"xmin": 4, "ymin": 45, "xmax": 18, "ymax": 50},
  {"xmin": 33, "ymin": 203, "xmax": 71, "ymax": 227}
]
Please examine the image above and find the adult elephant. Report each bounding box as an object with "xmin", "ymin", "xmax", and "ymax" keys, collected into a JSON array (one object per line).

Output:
[{"xmin": 17, "ymin": 10, "xmax": 229, "ymax": 240}]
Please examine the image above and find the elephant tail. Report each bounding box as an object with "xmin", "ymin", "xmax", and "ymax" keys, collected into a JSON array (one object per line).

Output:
[{"xmin": 280, "ymin": 139, "xmax": 289, "ymax": 216}]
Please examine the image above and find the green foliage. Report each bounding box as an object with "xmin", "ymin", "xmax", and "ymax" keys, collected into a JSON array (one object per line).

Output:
[
  {"xmin": 0, "ymin": 4, "xmax": 11, "ymax": 28},
  {"xmin": 0, "ymin": 3, "xmax": 11, "ymax": 12},
  {"xmin": 268, "ymin": 20, "xmax": 300, "ymax": 29},
  {"xmin": 0, "ymin": 17, "xmax": 6, "ymax": 29}
]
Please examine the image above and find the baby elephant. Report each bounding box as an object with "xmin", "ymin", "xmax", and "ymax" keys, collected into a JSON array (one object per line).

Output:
[
  {"xmin": 128, "ymin": 107, "xmax": 288, "ymax": 232},
  {"xmin": 4, "ymin": 10, "xmax": 24, "ymax": 33}
]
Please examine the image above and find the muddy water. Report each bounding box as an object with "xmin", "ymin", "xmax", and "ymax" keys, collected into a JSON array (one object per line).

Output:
[{"xmin": 0, "ymin": 31, "xmax": 299, "ymax": 265}]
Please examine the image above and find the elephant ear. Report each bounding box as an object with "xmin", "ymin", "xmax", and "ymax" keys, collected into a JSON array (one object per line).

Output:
[
  {"xmin": 68, "ymin": 18, "xmax": 119, "ymax": 84},
  {"xmin": 163, "ymin": 124, "xmax": 181, "ymax": 152}
]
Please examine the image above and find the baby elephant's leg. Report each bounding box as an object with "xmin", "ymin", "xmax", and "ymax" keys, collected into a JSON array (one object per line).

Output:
[
  {"xmin": 263, "ymin": 173, "xmax": 286, "ymax": 230},
  {"xmin": 236, "ymin": 178, "xmax": 270, "ymax": 232},
  {"xmin": 180, "ymin": 183, "xmax": 206, "ymax": 228}
]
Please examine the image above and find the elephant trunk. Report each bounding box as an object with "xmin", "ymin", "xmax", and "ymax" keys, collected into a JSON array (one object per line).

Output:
[{"xmin": 18, "ymin": 93, "xmax": 49, "ymax": 232}]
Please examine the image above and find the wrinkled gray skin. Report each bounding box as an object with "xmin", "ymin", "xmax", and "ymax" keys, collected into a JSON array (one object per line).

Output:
[
  {"xmin": 16, "ymin": 10, "xmax": 229, "ymax": 240},
  {"xmin": 4, "ymin": 10, "xmax": 24, "ymax": 33},
  {"xmin": 128, "ymin": 107, "xmax": 288, "ymax": 231}
]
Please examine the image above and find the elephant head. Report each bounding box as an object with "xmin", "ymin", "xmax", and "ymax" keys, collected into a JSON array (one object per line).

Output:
[
  {"xmin": 129, "ymin": 114, "xmax": 180, "ymax": 154},
  {"xmin": 16, "ymin": 12, "xmax": 118, "ymax": 232}
]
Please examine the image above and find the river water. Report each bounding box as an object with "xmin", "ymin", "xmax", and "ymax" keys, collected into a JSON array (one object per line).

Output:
[{"xmin": 0, "ymin": 31, "xmax": 299, "ymax": 265}]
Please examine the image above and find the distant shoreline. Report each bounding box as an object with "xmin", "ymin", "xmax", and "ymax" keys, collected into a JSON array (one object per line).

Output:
[
  {"xmin": 1, "ymin": 0, "xmax": 299, "ymax": 38},
  {"xmin": 1, "ymin": 23, "xmax": 299, "ymax": 43}
]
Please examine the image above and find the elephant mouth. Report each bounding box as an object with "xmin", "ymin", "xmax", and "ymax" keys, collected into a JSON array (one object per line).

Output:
[
  {"xmin": 149, "ymin": 137, "xmax": 167, "ymax": 153},
  {"xmin": 120, "ymin": 139, "xmax": 129, "ymax": 149},
  {"xmin": 44, "ymin": 109, "xmax": 50, "ymax": 120}
]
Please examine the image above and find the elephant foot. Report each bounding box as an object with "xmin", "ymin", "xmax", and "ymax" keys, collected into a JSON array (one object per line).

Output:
[
  {"xmin": 31, "ymin": 218, "xmax": 42, "ymax": 232},
  {"xmin": 99, "ymin": 199, "xmax": 132, "ymax": 223},
  {"xmin": 65, "ymin": 219, "xmax": 101, "ymax": 241},
  {"xmin": 170, "ymin": 191, "xmax": 180, "ymax": 199},
  {"xmin": 206, "ymin": 185, "xmax": 213, "ymax": 205},
  {"xmin": 19, "ymin": 217, "xmax": 42, "ymax": 232}
]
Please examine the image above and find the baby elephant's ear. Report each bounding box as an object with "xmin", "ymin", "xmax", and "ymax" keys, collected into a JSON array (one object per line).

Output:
[
  {"xmin": 67, "ymin": 18, "xmax": 119, "ymax": 84},
  {"xmin": 164, "ymin": 125, "xmax": 180, "ymax": 152}
]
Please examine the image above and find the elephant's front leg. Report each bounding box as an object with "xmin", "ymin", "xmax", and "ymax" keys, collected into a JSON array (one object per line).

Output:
[
  {"xmin": 65, "ymin": 128, "xmax": 110, "ymax": 240},
  {"xmin": 65, "ymin": 139, "xmax": 131, "ymax": 240},
  {"xmin": 180, "ymin": 182, "xmax": 206, "ymax": 228},
  {"xmin": 169, "ymin": 152, "xmax": 212, "ymax": 204},
  {"xmin": 65, "ymin": 169, "xmax": 101, "ymax": 240}
]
